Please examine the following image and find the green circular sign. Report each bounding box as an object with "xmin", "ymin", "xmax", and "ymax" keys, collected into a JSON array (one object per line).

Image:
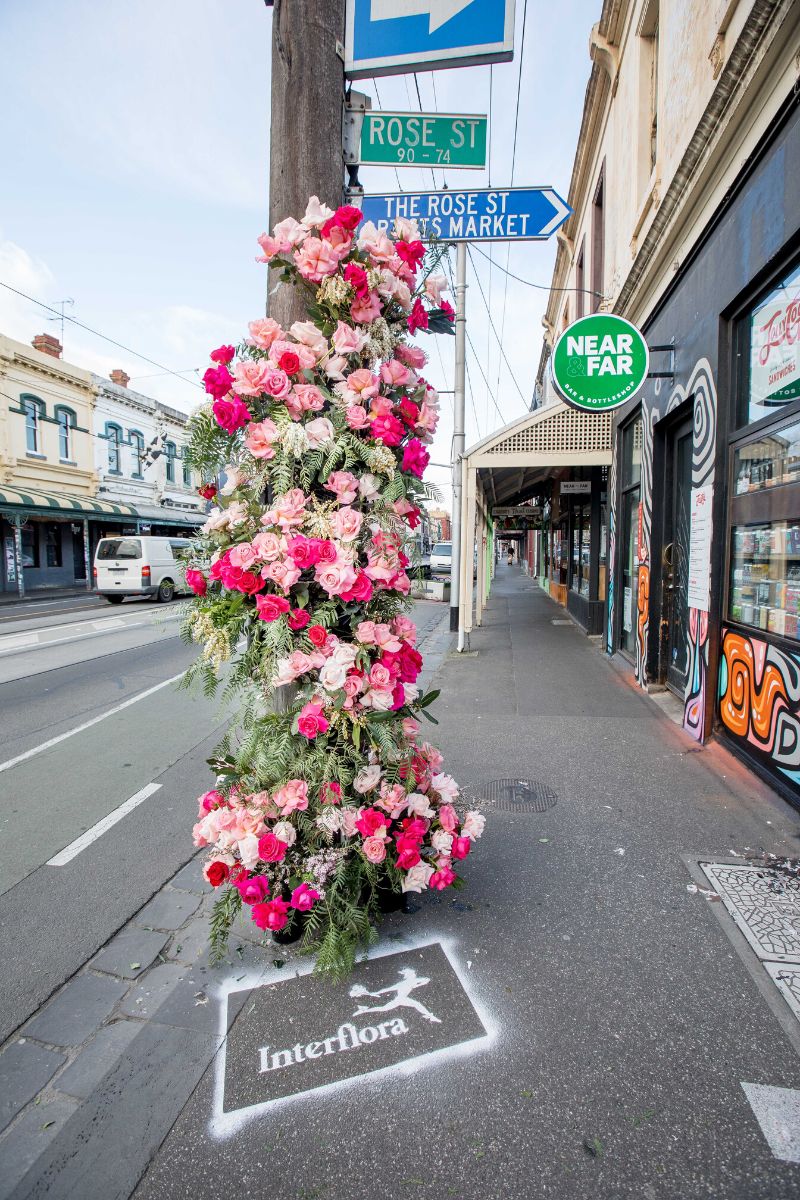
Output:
[{"xmin": 551, "ymin": 314, "xmax": 649, "ymax": 412}]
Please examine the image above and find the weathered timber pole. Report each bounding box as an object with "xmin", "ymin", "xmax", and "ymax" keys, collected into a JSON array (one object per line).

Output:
[{"xmin": 267, "ymin": 0, "xmax": 347, "ymax": 327}]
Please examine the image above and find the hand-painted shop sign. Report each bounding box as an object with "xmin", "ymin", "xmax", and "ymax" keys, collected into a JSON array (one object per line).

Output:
[
  {"xmin": 551, "ymin": 314, "xmax": 649, "ymax": 412},
  {"xmin": 214, "ymin": 942, "xmax": 489, "ymax": 1132}
]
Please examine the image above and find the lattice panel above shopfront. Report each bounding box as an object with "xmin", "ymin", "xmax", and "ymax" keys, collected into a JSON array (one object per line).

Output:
[{"xmin": 484, "ymin": 406, "xmax": 612, "ymax": 457}]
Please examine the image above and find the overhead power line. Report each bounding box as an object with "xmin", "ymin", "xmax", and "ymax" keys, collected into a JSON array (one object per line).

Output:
[
  {"xmin": 471, "ymin": 245, "xmax": 605, "ymax": 299},
  {"xmin": 467, "ymin": 247, "xmax": 528, "ymax": 410},
  {"xmin": 0, "ymin": 281, "xmax": 205, "ymax": 390}
]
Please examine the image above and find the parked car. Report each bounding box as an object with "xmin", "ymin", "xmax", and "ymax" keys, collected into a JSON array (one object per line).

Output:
[
  {"xmin": 93, "ymin": 535, "xmax": 192, "ymax": 603},
  {"xmin": 430, "ymin": 541, "xmax": 452, "ymax": 574}
]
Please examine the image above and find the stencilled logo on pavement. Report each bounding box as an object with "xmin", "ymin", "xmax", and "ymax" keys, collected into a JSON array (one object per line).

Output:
[{"xmin": 217, "ymin": 941, "xmax": 489, "ymax": 1125}]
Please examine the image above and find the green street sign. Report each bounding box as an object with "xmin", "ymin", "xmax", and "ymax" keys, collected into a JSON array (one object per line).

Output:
[
  {"xmin": 551, "ymin": 314, "xmax": 650, "ymax": 412},
  {"xmin": 359, "ymin": 111, "xmax": 487, "ymax": 169}
]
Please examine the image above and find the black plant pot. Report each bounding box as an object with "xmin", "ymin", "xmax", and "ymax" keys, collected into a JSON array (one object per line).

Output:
[{"xmin": 271, "ymin": 911, "xmax": 308, "ymax": 945}]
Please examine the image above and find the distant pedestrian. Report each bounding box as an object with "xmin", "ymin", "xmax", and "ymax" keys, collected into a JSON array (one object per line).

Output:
[{"xmin": 507, "ymin": 546, "xmax": 514, "ymax": 566}]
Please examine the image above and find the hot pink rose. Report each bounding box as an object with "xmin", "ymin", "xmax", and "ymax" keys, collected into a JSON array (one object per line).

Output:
[
  {"xmin": 339, "ymin": 571, "xmax": 373, "ymax": 603},
  {"xmin": 213, "ymin": 396, "xmax": 251, "ymax": 434},
  {"xmin": 320, "ymin": 781, "xmax": 342, "ymax": 805},
  {"xmin": 290, "ymin": 883, "xmax": 320, "ymax": 912},
  {"xmin": 362, "ymin": 836, "xmax": 387, "ymax": 864},
  {"xmin": 255, "ymin": 593, "xmax": 291, "ymax": 622},
  {"xmin": 185, "ymin": 568, "xmax": 207, "ymax": 596},
  {"xmin": 234, "ymin": 874, "xmax": 271, "ymax": 904},
  {"xmin": 258, "ymin": 832, "xmax": 288, "ymax": 863},
  {"xmin": 451, "ymin": 836, "xmax": 471, "ymax": 861},
  {"xmin": 401, "ymin": 437, "xmax": 430, "ymax": 478},
  {"xmin": 355, "ymin": 807, "xmax": 389, "ymax": 838},
  {"xmin": 297, "ymin": 701, "xmax": 329, "ymax": 739},
  {"xmin": 371, "ymin": 413, "xmax": 405, "ymax": 447},
  {"xmin": 251, "ymin": 897, "xmax": 290, "ymax": 931},
  {"xmin": 210, "ymin": 344, "xmax": 235, "ymax": 365},
  {"xmin": 408, "ymin": 297, "xmax": 429, "ymax": 335},
  {"xmin": 429, "ymin": 864, "xmax": 456, "ymax": 890},
  {"xmin": 203, "ymin": 364, "xmax": 233, "ymax": 400},
  {"xmin": 288, "ymin": 608, "xmax": 311, "ymax": 631}
]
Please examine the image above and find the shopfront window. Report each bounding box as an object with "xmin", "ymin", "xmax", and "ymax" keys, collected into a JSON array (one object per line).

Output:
[
  {"xmin": 21, "ymin": 525, "xmax": 38, "ymax": 568},
  {"xmin": 620, "ymin": 416, "xmax": 643, "ymax": 655},
  {"xmin": 570, "ymin": 504, "xmax": 591, "ymax": 598},
  {"xmin": 745, "ymin": 260, "xmax": 800, "ymax": 426},
  {"xmin": 728, "ymin": 259, "xmax": 800, "ymax": 646},
  {"xmin": 45, "ymin": 524, "xmax": 62, "ymax": 568}
]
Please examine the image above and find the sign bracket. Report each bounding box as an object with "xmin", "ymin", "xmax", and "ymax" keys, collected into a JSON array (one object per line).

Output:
[{"xmin": 647, "ymin": 342, "xmax": 675, "ymax": 382}]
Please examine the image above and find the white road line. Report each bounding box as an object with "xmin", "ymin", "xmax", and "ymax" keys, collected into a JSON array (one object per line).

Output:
[
  {"xmin": 0, "ymin": 672, "xmax": 185, "ymax": 774},
  {"xmin": 742, "ymin": 1082, "xmax": 800, "ymax": 1164},
  {"xmin": 47, "ymin": 782, "xmax": 162, "ymax": 866},
  {"xmin": 0, "ymin": 632, "xmax": 38, "ymax": 649},
  {"xmin": 0, "ymin": 623, "xmax": 148, "ymax": 657}
]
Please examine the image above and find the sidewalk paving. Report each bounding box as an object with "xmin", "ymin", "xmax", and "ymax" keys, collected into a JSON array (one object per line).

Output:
[{"xmin": 3, "ymin": 572, "xmax": 800, "ymax": 1199}]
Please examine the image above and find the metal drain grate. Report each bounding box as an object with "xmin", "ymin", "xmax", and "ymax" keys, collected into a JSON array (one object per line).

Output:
[{"xmin": 478, "ymin": 778, "xmax": 558, "ymax": 812}]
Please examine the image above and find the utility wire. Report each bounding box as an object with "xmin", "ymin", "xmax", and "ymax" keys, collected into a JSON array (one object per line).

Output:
[
  {"xmin": 467, "ymin": 246, "xmax": 528, "ymax": 410},
  {"xmin": 0, "ymin": 282, "xmax": 205, "ymax": 391},
  {"xmin": 465, "ymin": 330, "xmax": 506, "ymax": 427},
  {"xmin": 471, "ymin": 245, "xmax": 604, "ymax": 298},
  {"xmin": 373, "ymin": 80, "xmax": 403, "ymax": 192}
]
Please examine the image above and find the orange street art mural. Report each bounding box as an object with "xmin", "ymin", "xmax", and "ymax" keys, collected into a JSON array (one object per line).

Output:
[{"xmin": 719, "ymin": 627, "xmax": 800, "ymax": 787}]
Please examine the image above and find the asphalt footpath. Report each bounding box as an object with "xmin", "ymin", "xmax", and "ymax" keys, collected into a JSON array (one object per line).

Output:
[{"xmin": 3, "ymin": 574, "xmax": 800, "ymax": 1199}]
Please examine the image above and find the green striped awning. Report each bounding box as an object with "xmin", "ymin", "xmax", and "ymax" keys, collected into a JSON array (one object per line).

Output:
[
  {"xmin": 0, "ymin": 486, "xmax": 203, "ymax": 527},
  {"xmin": 0, "ymin": 485, "xmax": 139, "ymax": 519}
]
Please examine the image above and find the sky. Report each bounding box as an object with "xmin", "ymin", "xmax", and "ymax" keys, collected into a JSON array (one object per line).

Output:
[{"xmin": 0, "ymin": 0, "xmax": 600, "ymax": 507}]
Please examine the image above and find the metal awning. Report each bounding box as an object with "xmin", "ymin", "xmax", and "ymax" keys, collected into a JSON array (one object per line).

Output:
[{"xmin": 0, "ymin": 486, "xmax": 203, "ymax": 526}]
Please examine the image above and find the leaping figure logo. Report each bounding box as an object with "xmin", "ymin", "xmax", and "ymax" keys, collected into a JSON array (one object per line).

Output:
[{"xmin": 349, "ymin": 967, "xmax": 441, "ymax": 1024}]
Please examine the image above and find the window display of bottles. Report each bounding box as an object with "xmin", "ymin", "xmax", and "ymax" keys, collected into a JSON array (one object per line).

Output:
[
  {"xmin": 729, "ymin": 521, "xmax": 800, "ymax": 640},
  {"xmin": 733, "ymin": 419, "xmax": 800, "ymax": 494}
]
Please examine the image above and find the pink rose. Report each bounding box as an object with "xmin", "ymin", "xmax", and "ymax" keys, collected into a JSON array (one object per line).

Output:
[
  {"xmin": 251, "ymin": 897, "xmax": 290, "ymax": 931},
  {"xmin": 332, "ymin": 321, "xmax": 368, "ymax": 355},
  {"xmin": 395, "ymin": 342, "xmax": 427, "ymax": 369},
  {"xmin": 290, "ymin": 882, "xmax": 320, "ymax": 912},
  {"xmin": 292, "ymin": 384, "xmax": 325, "ymax": 413},
  {"xmin": 234, "ymin": 874, "xmax": 271, "ymax": 904},
  {"xmin": 245, "ymin": 419, "xmax": 279, "ymax": 459},
  {"xmin": 380, "ymin": 359, "xmax": 410, "ymax": 387},
  {"xmin": 315, "ymin": 558, "xmax": 358, "ymax": 597},
  {"xmin": 325, "ymin": 470, "xmax": 359, "ymax": 504},
  {"xmin": 331, "ymin": 506, "xmax": 363, "ymax": 543},
  {"xmin": 263, "ymin": 368, "xmax": 292, "ymax": 399},
  {"xmin": 228, "ymin": 542, "xmax": 259, "ymax": 570},
  {"xmin": 362, "ymin": 836, "xmax": 387, "ymax": 864},
  {"xmin": 351, "ymin": 291, "xmax": 383, "ymax": 324},
  {"xmin": 232, "ymin": 361, "xmax": 273, "ymax": 397},
  {"xmin": 248, "ymin": 317, "xmax": 283, "ymax": 349},
  {"xmin": 258, "ymin": 832, "xmax": 288, "ymax": 863},
  {"xmin": 346, "ymin": 369, "xmax": 380, "ymax": 399},
  {"xmin": 255, "ymin": 593, "xmax": 291, "ymax": 622},
  {"xmin": 345, "ymin": 405, "xmax": 370, "ymax": 430},
  {"xmin": 263, "ymin": 559, "xmax": 302, "ymax": 593},
  {"xmin": 297, "ymin": 701, "xmax": 329, "ymax": 739},
  {"xmin": 438, "ymin": 804, "xmax": 459, "ymax": 833},
  {"xmin": 294, "ymin": 237, "xmax": 340, "ymax": 282},
  {"xmin": 273, "ymin": 779, "xmax": 309, "ymax": 815}
]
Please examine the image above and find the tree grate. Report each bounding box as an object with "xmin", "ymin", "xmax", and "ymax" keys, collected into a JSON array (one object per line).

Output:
[{"xmin": 470, "ymin": 778, "xmax": 558, "ymax": 813}]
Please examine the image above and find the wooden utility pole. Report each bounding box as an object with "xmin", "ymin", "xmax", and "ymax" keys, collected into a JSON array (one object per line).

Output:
[{"xmin": 267, "ymin": 0, "xmax": 347, "ymax": 327}]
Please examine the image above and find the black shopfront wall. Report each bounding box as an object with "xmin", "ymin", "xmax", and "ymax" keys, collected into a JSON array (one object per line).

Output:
[{"xmin": 609, "ymin": 95, "xmax": 800, "ymax": 771}]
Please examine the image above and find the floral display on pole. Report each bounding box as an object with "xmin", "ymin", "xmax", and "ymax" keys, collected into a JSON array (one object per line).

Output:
[{"xmin": 182, "ymin": 197, "xmax": 485, "ymax": 978}]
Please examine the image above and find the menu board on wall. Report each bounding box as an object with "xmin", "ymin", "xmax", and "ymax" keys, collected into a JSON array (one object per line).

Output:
[{"xmin": 687, "ymin": 486, "xmax": 713, "ymax": 612}]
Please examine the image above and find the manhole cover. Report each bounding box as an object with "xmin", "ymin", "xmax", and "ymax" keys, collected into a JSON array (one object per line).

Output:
[{"xmin": 479, "ymin": 778, "xmax": 558, "ymax": 812}]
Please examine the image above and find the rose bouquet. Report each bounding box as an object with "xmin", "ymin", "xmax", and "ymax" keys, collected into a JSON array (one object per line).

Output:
[{"xmin": 182, "ymin": 197, "xmax": 485, "ymax": 978}]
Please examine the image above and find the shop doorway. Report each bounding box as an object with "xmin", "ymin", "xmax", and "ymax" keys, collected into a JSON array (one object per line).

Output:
[{"xmin": 662, "ymin": 415, "xmax": 693, "ymax": 695}]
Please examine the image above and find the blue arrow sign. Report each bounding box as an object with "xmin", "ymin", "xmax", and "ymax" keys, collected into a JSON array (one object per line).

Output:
[
  {"xmin": 360, "ymin": 188, "xmax": 572, "ymax": 242},
  {"xmin": 345, "ymin": 0, "xmax": 515, "ymax": 79}
]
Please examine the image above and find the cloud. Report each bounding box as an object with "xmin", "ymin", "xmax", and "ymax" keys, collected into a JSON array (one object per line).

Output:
[{"xmin": 0, "ymin": 238, "xmax": 56, "ymax": 343}]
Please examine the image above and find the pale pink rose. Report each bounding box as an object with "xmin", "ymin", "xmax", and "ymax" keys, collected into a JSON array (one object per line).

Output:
[
  {"xmin": 406, "ymin": 793, "xmax": 435, "ymax": 819},
  {"xmin": 232, "ymin": 361, "xmax": 273, "ymax": 397},
  {"xmin": 394, "ymin": 215, "xmax": 422, "ymax": 242},
  {"xmin": 373, "ymin": 623, "xmax": 402, "ymax": 651},
  {"xmin": 331, "ymin": 642, "xmax": 358, "ymax": 667},
  {"xmin": 433, "ymin": 775, "xmax": 460, "ymax": 805},
  {"xmin": 251, "ymin": 530, "xmax": 285, "ymax": 561},
  {"xmin": 332, "ymin": 321, "xmax": 368, "ymax": 355},
  {"xmin": 220, "ymin": 465, "xmax": 248, "ymax": 496},
  {"xmin": 294, "ymin": 237, "xmax": 340, "ymax": 282},
  {"xmin": 395, "ymin": 343, "xmax": 428, "ymax": 369},
  {"xmin": 369, "ymin": 663, "xmax": 393, "ymax": 690},
  {"xmin": 272, "ymin": 819, "xmax": 297, "ymax": 847},
  {"xmin": 431, "ymin": 830, "xmax": 453, "ymax": 854},
  {"xmin": 228, "ymin": 542, "xmax": 259, "ymax": 570},
  {"xmin": 319, "ymin": 658, "xmax": 348, "ymax": 692},
  {"xmin": 273, "ymin": 650, "xmax": 311, "ymax": 686},
  {"xmin": 401, "ymin": 862, "xmax": 435, "ymax": 893},
  {"xmin": 354, "ymin": 765, "xmax": 382, "ymax": 793},
  {"xmin": 269, "ymin": 338, "xmax": 317, "ymax": 371},
  {"xmin": 361, "ymin": 687, "xmax": 394, "ymax": 712},
  {"xmin": 245, "ymin": 419, "xmax": 279, "ymax": 459},
  {"xmin": 325, "ymin": 470, "xmax": 359, "ymax": 504},
  {"xmin": 355, "ymin": 620, "xmax": 377, "ymax": 645},
  {"xmin": 301, "ymin": 196, "xmax": 334, "ymax": 229},
  {"xmin": 402, "ymin": 682, "xmax": 419, "ymax": 704},
  {"xmin": 416, "ymin": 401, "xmax": 439, "ymax": 436},
  {"xmin": 325, "ymin": 355, "xmax": 348, "ymax": 381},
  {"xmin": 248, "ymin": 317, "xmax": 284, "ymax": 349},
  {"xmin": 342, "ymin": 674, "xmax": 364, "ymax": 699},
  {"xmin": 380, "ymin": 359, "xmax": 410, "ymax": 388},
  {"xmin": 402, "ymin": 717, "xmax": 421, "ymax": 738},
  {"xmin": 462, "ymin": 811, "xmax": 486, "ymax": 841},
  {"xmin": 273, "ymin": 216, "xmax": 306, "ymax": 247},
  {"xmin": 263, "ymin": 488, "xmax": 306, "ymax": 531},
  {"xmin": 273, "ymin": 779, "xmax": 309, "ymax": 816},
  {"xmin": 305, "ymin": 417, "xmax": 335, "ymax": 448},
  {"xmin": 238, "ymin": 833, "xmax": 261, "ymax": 870},
  {"xmin": 340, "ymin": 807, "xmax": 360, "ymax": 837},
  {"xmin": 424, "ymin": 273, "xmax": 448, "ymax": 306},
  {"xmin": 346, "ymin": 369, "xmax": 380, "ymax": 399},
  {"xmin": 362, "ymin": 836, "xmax": 387, "ymax": 864},
  {"xmin": 290, "ymin": 321, "xmax": 329, "ymax": 358},
  {"xmin": 292, "ymin": 384, "xmax": 325, "ymax": 413},
  {"xmin": 331, "ymin": 506, "xmax": 363, "ymax": 543},
  {"xmin": 377, "ymin": 268, "xmax": 412, "ymax": 310},
  {"xmin": 346, "ymin": 405, "xmax": 370, "ymax": 430},
  {"xmin": 256, "ymin": 234, "xmax": 284, "ymax": 262},
  {"xmin": 201, "ymin": 508, "xmax": 229, "ymax": 534},
  {"xmin": 350, "ymin": 291, "xmax": 382, "ymax": 323},
  {"xmin": 357, "ymin": 221, "xmax": 395, "ymax": 263},
  {"xmin": 358, "ymin": 474, "xmax": 380, "ymax": 501},
  {"xmin": 264, "ymin": 558, "xmax": 302, "ymax": 593}
]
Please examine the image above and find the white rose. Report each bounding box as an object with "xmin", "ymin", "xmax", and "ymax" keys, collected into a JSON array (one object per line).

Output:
[
  {"xmin": 319, "ymin": 659, "xmax": 348, "ymax": 692},
  {"xmin": 305, "ymin": 417, "xmax": 335, "ymax": 448},
  {"xmin": 401, "ymin": 863, "xmax": 435, "ymax": 893},
  {"xmin": 358, "ymin": 474, "xmax": 381, "ymax": 501},
  {"xmin": 406, "ymin": 793, "xmax": 435, "ymax": 820},
  {"xmin": 354, "ymin": 765, "xmax": 383, "ymax": 793},
  {"xmin": 272, "ymin": 820, "xmax": 296, "ymax": 847},
  {"xmin": 462, "ymin": 811, "xmax": 486, "ymax": 841},
  {"xmin": 431, "ymin": 830, "xmax": 453, "ymax": 854},
  {"xmin": 238, "ymin": 833, "xmax": 261, "ymax": 870},
  {"xmin": 432, "ymin": 772, "xmax": 459, "ymax": 803}
]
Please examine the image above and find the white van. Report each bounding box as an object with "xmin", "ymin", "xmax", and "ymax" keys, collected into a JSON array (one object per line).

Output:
[{"xmin": 93, "ymin": 535, "xmax": 192, "ymax": 604}]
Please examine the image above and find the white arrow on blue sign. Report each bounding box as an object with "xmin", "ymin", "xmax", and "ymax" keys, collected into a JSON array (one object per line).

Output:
[
  {"xmin": 345, "ymin": 0, "xmax": 515, "ymax": 79},
  {"xmin": 360, "ymin": 188, "xmax": 572, "ymax": 242}
]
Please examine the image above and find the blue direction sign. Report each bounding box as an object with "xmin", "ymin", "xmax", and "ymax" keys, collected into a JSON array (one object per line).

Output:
[
  {"xmin": 345, "ymin": 0, "xmax": 515, "ymax": 79},
  {"xmin": 360, "ymin": 188, "xmax": 572, "ymax": 242}
]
